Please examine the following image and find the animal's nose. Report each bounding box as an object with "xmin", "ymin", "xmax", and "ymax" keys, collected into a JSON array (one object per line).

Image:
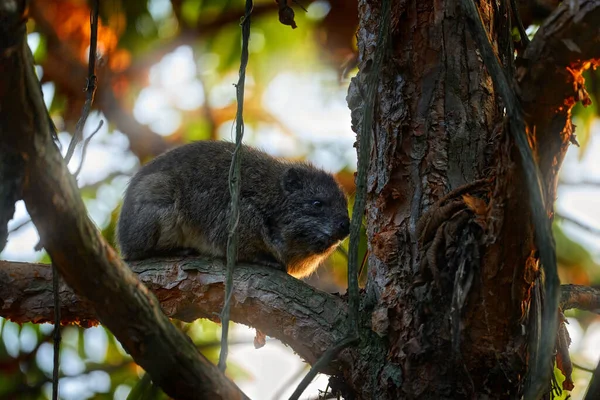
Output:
[{"xmin": 338, "ymin": 218, "xmax": 350, "ymax": 236}]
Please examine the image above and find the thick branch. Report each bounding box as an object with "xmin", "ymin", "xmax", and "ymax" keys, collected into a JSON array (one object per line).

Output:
[
  {"xmin": 0, "ymin": 259, "xmax": 348, "ymax": 369},
  {"xmin": 0, "ymin": 4, "xmax": 246, "ymax": 399}
]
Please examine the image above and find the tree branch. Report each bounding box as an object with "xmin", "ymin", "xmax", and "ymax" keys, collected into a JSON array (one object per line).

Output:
[
  {"xmin": 511, "ymin": 1, "xmax": 600, "ymax": 395},
  {"xmin": 518, "ymin": 0, "xmax": 600, "ymax": 112},
  {"xmin": 0, "ymin": 258, "xmax": 349, "ymax": 371},
  {"xmin": 557, "ymin": 213, "xmax": 600, "ymax": 236},
  {"xmin": 6, "ymin": 258, "xmax": 598, "ymax": 372},
  {"xmin": 560, "ymin": 284, "xmax": 600, "ymax": 314},
  {"xmin": 0, "ymin": 3, "xmax": 247, "ymax": 398}
]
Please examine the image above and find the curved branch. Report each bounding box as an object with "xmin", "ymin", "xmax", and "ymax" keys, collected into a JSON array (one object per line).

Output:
[
  {"xmin": 0, "ymin": 4, "xmax": 246, "ymax": 398},
  {"xmin": 557, "ymin": 213, "xmax": 600, "ymax": 236},
  {"xmin": 512, "ymin": 3, "xmax": 600, "ymax": 395},
  {"xmin": 0, "ymin": 259, "xmax": 349, "ymax": 370}
]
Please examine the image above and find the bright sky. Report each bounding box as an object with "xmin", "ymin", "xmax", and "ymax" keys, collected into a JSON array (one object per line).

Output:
[{"xmin": 2, "ymin": 27, "xmax": 600, "ymax": 400}]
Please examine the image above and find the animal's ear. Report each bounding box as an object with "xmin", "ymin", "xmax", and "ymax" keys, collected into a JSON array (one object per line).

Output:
[{"xmin": 282, "ymin": 167, "xmax": 305, "ymax": 193}]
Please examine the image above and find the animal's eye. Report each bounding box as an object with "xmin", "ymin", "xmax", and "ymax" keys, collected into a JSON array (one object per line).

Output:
[{"xmin": 312, "ymin": 200, "xmax": 323, "ymax": 208}]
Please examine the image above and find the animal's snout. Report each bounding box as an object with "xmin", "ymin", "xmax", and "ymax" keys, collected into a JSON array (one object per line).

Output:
[{"xmin": 336, "ymin": 217, "xmax": 350, "ymax": 239}]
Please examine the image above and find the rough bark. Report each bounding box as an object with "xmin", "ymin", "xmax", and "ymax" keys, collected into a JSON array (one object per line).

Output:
[
  {"xmin": 346, "ymin": 0, "xmax": 599, "ymax": 399},
  {"xmin": 0, "ymin": 259, "xmax": 349, "ymax": 371},
  {"xmin": 0, "ymin": 3, "xmax": 247, "ymax": 399},
  {"xmin": 348, "ymin": 0, "xmax": 512, "ymax": 397}
]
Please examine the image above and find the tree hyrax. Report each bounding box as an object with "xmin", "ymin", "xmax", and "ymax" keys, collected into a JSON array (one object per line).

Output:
[{"xmin": 117, "ymin": 141, "xmax": 350, "ymax": 278}]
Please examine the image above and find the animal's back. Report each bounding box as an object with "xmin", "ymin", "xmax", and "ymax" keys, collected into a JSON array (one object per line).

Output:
[{"xmin": 117, "ymin": 141, "xmax": 286, "ymax": 260}]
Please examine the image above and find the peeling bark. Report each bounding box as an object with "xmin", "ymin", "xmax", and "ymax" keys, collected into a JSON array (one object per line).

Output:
[{"xmin": 349, "ymin": 0, "xmax": 515, "ymax": 397}]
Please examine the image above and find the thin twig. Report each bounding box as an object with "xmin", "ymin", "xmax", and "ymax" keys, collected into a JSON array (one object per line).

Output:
[
  {"xmin": 291, "ymin": 0, "xmax": 308, "ymax": 12},
  {"xmin": 7, "ymin": 217, "xmax": 32, "ymax": 234},
  {"xmin": 73, "ymin": 120, "xmax": 103, "ymax": 178},
  {"xmin": 218, "ymin": 0, "xmax": 253, "ymax": 373},
  {"xmin": 557, "ymin": 213, "xmax": 600, "ymax": 236},
  {"xmin": 458, "ymin": 0, "xmax": 559, "ymax": 398},
  {"xmin": 63, "ymin": 0, "xmax": 99, "ymax": 165},
  {"xmin": 560, "ymin": 179, "xmax": 600, "ymax": 187},
  {"xmin": 51, "ymin": 263, "xmax": 60, "ymax": 400},
  {"xmin": 78, "ymin": 171, "xmax": 131, "ymax": 193},
  {"xmin": 8, "ymin": 168, "xmax": 125, "ymax": 237},
  {"xmin": 51, "ymin": 2, "xmax": 99, "ymax": 397},
  {"xmin": 288, "ymin": 336, "xmax": 358, "ymax": 400},
  {"xmin": 573, "ymin": 362, "xmax": 595, "ymax": 374},
  {"xmin": 584, "ymin": 356, "xmax": 600, "ymax": 400},
  {"xmin": 272, "ymin": 364, "xmax": 310, "ymax": 400}
]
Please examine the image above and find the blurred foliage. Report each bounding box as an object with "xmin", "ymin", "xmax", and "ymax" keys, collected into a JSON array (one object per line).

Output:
[
  {"xmin": 0, "ymin": 0, "xmax": 599, "ymax": 399},
  {"xmin": 0, "ymin": 317, "xmax": 245, "ymax": 400},
  {"xmin": 554, "ymin": 223, "xmax": 599, "ymax": 285}
]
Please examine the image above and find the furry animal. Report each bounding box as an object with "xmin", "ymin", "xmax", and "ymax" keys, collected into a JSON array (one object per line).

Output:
[{"xmin": 117, "ymin": 141, "xmax": 350, "ymax": 278}]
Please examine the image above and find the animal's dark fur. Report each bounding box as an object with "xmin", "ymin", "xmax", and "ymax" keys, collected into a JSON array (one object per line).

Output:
[{"xmin": 117, "ymin": 141, "xmax": 350, "ymax": 278}]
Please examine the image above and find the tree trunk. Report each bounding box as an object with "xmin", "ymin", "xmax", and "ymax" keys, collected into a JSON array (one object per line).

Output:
[{"xmin": 346, "ymin": 0, "xmax": 545, "ymax": 398}]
